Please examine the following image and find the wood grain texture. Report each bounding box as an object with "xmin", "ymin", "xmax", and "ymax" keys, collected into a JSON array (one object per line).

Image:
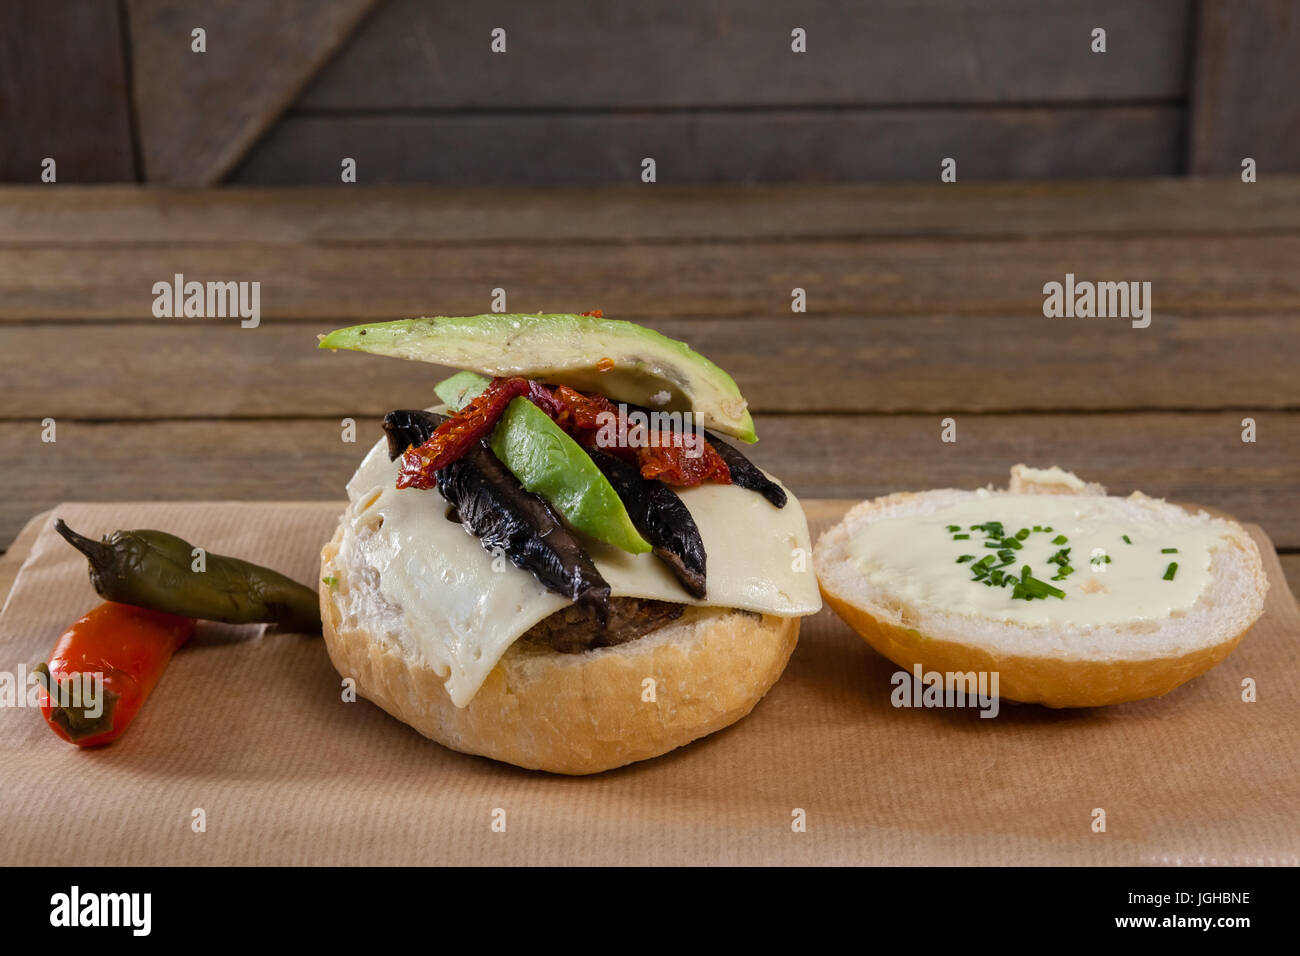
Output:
[
  {"xmin": 3, "ymin": 235, "xmax": 1298, "ymax": 320},
  {"xmin": 231, "ymin": 107, "xmax": 1183, "ymax": 185},
  {"xmin": 1, "ymin": 413, "xmax": 1294, "ymax": 549},
  {"xmin": 1, "ymin": 316, "xmax": 1296, "ymax": 420},
  {"xmin": 6, "ymin": 180, "xmax": 1298, "ymax": 244},
  {"xmin": 1189, "ymin": 0, "xmax": 1300, "ymax": 174},
  {"xmin": 0, "ymin": 1, "xmax": 136, "ymax": 183},
  {"xmin": 297, "ymin": 0, "xmax": 1192, "ymax": 109},
  {"xmin": 126, "ymin": 0, "xmax": 380, "ymax": 184}
]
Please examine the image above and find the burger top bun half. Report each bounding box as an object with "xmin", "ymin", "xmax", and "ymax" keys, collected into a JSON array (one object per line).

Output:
[{"xmin": 815, "ymin": 465, "xmax": 1268, "ymax": 708}]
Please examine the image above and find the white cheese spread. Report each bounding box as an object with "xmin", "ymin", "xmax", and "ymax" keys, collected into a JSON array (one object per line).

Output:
[{"xmin": 846, "ymin": 494, "xmax": 1219, "ymax": 627}]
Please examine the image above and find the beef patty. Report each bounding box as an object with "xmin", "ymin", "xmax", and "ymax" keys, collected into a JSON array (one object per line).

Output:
[{"xmin": 523, "ymin": 597, "xmax": 685, "ymax": 654}]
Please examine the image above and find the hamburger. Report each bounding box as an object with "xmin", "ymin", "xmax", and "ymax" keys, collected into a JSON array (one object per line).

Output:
[{"xmin": 317, "ymin": 313, "xmax": 821, "ymax": 773}]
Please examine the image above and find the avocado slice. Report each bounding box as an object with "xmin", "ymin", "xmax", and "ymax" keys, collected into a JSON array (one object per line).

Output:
[
  {"xmin": 319, "ymin": 313, "xmax": 757, "ymax": 443},
  {"xmin": 428, "ymin": 371, "xmax": 650, "ymax": 554},
  {"xmin": 489, "ymin": 399, "xmax": 651, "ymax": 555},
  {"xmin": 433, "ymin": 370, "xmax": 491, "ymax": 411}
]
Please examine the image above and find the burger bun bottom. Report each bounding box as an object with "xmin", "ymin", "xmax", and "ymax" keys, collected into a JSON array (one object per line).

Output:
[{"xmin": 319, "ymin": 526, "xmax": 800, "ymax": 775}]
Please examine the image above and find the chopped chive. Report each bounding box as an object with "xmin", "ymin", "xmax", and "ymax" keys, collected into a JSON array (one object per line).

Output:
[
  {"xmin": 1032, "ymin": 525, "xmax": 1043, "ymax": 532},
  {"xmin": 1015, "ymin": 528, "xmax": 1030, "ymax": 540},
  {"xmin": 1122, "ymin": 535, "xmax": 1132, "ymax": 544},
  {"xmin": 1043, "ymin": 526, "xmax": 1053, "ymax": 533},
  {"xmin": 946, "ymin": 525, "xmax": 961, "ymax": 533},
  {"xmin": 1012, "ymin": 570, "xmax": 1066, "ymax": 600},
  {"xmin": 952, "ymin": 533, "xmax": 970, "ymax": 540},
  {"xmin": 1047, "ymin": 548, "xmax": 1071, "ymax": 566},
  {"xmin": 1031, "ymin": 577, "xmax": 1065, "ymax": 599},
  {"xmin": 1051, "ymin": 534, "xmax": 1068, "ymax": 545},
  {"xmin": 1161, "ymin": 547, "xmax": 1178, "ymax": 554},
  {"xmin": 956, "ymin": 554, "xmax": 975, "ymax": 563},
  {"xmin": 1163, "ymin": 562, "xmax": 1178, "ymax": 581}
]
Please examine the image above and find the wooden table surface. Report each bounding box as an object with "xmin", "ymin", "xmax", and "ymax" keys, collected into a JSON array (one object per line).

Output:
[{"xmin": 1, "ymin": 180, "xmax": 1296, "ymax": 586}]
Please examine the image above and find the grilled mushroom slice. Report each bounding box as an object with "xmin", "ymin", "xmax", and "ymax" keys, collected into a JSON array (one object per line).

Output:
[
  {"xmin": 382, "ymin": 410, "xmax": 610, "ymax": 619},
  {"xmin": 706, "ymin": 431, "xmax": 787, "ymax": 508},
  {"xmin": 585, "ymin": 446, "xmax": 707, "ymax": 599}
]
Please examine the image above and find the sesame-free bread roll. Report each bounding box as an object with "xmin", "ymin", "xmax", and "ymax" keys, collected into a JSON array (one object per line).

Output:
[
  {"xmin": 320, "ymin": 524, "xmax": 799, "ymax": 774},
  {"xmin": 815, "ymin": 467, "xmax": 1267, "ymax": 708}
]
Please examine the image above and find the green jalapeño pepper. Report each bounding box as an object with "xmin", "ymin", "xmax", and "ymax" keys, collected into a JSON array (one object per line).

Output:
[{"xmin": 55, "ymin": 520, "xmax": 321, "ymax": 632}]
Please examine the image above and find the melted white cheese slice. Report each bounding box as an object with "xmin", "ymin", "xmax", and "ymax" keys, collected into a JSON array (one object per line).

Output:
[
  {"xmin": 846, "ymin": 493, "xmax": 1219, "ymax": 627},
  {"xmin": 341, "ymin": 438, "xmax": 821, "ymax": 706}
]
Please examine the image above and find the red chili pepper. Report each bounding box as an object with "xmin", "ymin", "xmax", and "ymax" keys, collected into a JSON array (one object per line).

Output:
[
  {"xmin": 397, "ymin": 376, "xmax": 530, "ymax": 489},
  {"xmin": 36, "ymin": 602, "xmax": 195, "ymax": 747}
]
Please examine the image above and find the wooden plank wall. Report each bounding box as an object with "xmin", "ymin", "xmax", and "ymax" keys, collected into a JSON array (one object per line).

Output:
[
  {"xmin": 233, "ymin": 0, "xmax": 1195, "ymax": 184},
  {"xmin": 0, "ymin": 0, "xmax": 137, "ymax": 183},
  {"xmin": 1188, "ymin": 0, "xmax": 1300, "ymax": 174},
  {"xmin": 126, "ymin": 0, "xmax": 380, "ymax": 185},
  {"xmin": 4, "ymin": 0, "xmax": 1299, "ymax": 183}
]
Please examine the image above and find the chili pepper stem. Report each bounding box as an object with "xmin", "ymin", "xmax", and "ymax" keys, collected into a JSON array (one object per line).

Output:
[
  {"xmin": 53, "ymin": 519, "xmax": 114, "ymax": 569},
  {"xmin": 48, "ymin": 689, "xmax": 120, "ymax": 742},
  {"xmin": 34, "ymin": 662, "xmax": 120, "ymax": 742}
]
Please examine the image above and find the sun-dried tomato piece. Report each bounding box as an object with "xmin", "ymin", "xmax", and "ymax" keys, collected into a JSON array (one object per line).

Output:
[
  {"xmin": 550, "ymin": 385, "xmax": 731, "ymax": 486},
  {"xmin": 580, "ymin": 310, "xmax": 603, "ymax": 317},
  {"xmin": 526, "ymin": 380, "xmax": 564, "ymax": 418},
  {"xmin": 637, "ymin": 433, "xmax": 732, "ymax": 487},
  {"xmin": 396, "ymin": 377, "xmax": 529, "ymax": 488},
  {"xmin": 552, "ymin": 384, "xmax": 613, "ymax": 428},
  {"xmin": 550, "ymin": 384, "xmax": 629, "ymax": 457}
]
